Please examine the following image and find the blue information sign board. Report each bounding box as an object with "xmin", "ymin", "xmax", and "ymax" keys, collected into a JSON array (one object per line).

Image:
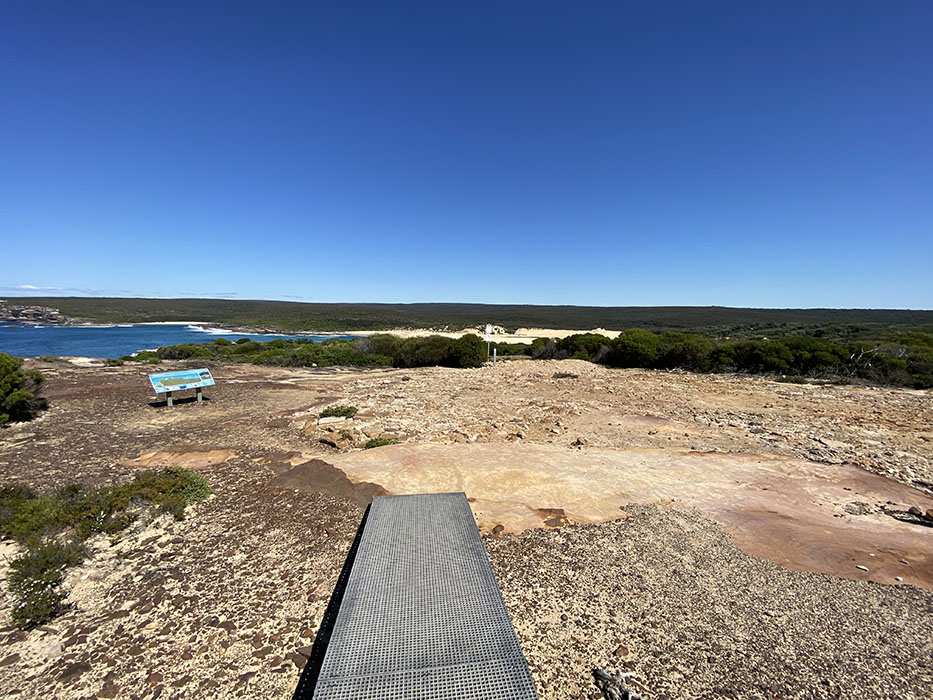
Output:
[{"xmin": 148, "ymin": 368, "xmax": 215, "ymax": 394}]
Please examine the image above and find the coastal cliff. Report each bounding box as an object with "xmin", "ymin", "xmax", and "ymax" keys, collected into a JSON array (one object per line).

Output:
[{"xmin": 0, "ymin": 301, "xmax": 76, "ymax": 326}]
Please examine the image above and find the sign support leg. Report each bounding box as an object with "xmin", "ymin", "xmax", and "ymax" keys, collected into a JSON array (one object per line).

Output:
[
  {"xmin": 196, "ymin": 388, "xmax": 203, "ymax": 404},
  {"xmin": 166, "ymin": 391, "xmax": 173, "ymax": 408}
]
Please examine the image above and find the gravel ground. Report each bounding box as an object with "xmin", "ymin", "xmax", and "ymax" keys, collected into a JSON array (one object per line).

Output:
[{"xmin": 488, "ymin": 505, "xmax": 933, "ymax": 700}]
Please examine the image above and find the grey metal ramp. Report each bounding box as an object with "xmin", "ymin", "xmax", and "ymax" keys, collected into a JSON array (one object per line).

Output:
[{"xmin": 312, "ymin": 492, "xmax": 539, "ymax": 700}]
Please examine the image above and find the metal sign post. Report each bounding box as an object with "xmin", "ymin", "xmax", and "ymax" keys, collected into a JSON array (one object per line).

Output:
[{"xmin": 485, "ymin": 323, "xmax": 492, "ymax": 358}]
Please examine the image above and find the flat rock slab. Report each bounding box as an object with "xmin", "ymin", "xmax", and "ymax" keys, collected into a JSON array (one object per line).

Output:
[
  {"xmin": 331, "ymin": 443, "xmax": 933, "ymax": 589},
  {"xmin": 120, "ymin": 448, "xmax": 237, "ymax": 470},
  {"xmin": 310, "ymin": 492, "xmax": 538, "ymax": 700}
]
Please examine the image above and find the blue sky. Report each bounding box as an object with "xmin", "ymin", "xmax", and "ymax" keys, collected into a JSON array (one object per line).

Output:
[{"xmin": 1, "ymin": 1, "xmax": 930, "ymax": 308}]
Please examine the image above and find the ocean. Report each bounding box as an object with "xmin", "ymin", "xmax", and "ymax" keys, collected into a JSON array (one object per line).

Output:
[{"xmin": 0, "ymin": 324, "xmax": 358, "ymax": 359}]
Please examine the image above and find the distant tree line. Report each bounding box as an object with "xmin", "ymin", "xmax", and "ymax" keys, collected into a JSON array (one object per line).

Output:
[{"xmin": 15, "ymin": 296, "xmax": 933, "ymax": 336}]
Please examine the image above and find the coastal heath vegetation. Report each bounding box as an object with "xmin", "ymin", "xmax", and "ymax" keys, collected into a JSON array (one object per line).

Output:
[
  {"xmin": 0, "ymin": 352, "xmax": 48, "ymax": 425},
  {"xmin": 518, "ymin": 330, "xmax": 933, "ymax": 388},
  {"xmin": 124, "ymin": 329, "xmax": 933, "ymax": 388},
  {"xmin": 122, "ymin": 333, "xmax": 489, "ymax": 370},
  {"xmin": 0, "ymin": 468, "xmax": 212, "ymax": 629}
]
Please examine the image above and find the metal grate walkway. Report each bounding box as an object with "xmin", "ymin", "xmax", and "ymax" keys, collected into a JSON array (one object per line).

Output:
[{"xmin": 310, "ymin": 492, "xmax": 539, "ymax": 700}]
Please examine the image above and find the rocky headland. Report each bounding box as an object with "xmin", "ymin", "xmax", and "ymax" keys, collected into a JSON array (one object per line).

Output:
[{"xmin": 0, "ymin": 359, "xmax": 931, "ymax": 699}]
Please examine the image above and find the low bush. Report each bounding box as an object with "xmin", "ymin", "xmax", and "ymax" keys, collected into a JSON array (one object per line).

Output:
[
  {"xmin": 776, "ymin": 375, "xmax": 808, "ymax": 384},
  {"xmin": 0, "ymin": 354, "xmax": 47, "ymax": 425},
  {"xmin": 364, "ymin": 437, "xmax": 399, "ymax": 449},
  {"xmin": 320, "ymin": 405, "xmax": 357, "ymax": 419},
  {"xmin": 1, "ymin": 467, "xmax": 213, "ymax": 628},
  {"xmin": 120, "ymin": 350, "xmax": 161, "ymax": 363},
  {"xmin": 7, "ymin": 540, "xmax": 84, "ymax": 629}
]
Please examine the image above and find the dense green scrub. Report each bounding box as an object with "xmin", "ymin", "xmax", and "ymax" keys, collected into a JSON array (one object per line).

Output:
[
  {"xmin": 0, "ymin": 353, "xmax": 47, "ymax": 425},
  {"xmin": 0, "ymin": 468, "xmax": 212, "ymax": 629},
  {"xmin": 125, "ymin": 329, "xmax": 932, "ymax": 388},
  {"xmin": 122, "ymin": 333, "xmax": 489, "ymax": 369},
  {"xmin": 507, "ymin": 330, "xmax": 933, "ymax": 389}
]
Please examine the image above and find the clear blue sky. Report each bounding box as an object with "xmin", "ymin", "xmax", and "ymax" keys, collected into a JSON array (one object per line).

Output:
[{"xmin": 1, "ymin": 1, "xmax": 930, "ymax": 308}]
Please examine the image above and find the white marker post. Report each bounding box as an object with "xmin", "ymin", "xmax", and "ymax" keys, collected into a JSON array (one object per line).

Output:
[{"xmin": 485, "ymin": 324, "xmax": 492, "ymax": 359}]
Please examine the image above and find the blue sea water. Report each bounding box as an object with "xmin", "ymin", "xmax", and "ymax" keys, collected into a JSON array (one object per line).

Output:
[{"xmin": 0, "ymin": 324, "xmax": 358, "ymax": 359}]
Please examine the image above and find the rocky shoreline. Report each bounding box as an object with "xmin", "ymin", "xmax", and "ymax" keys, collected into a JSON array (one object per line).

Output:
[{"xmin": 0, "ymin": 302, "xmax": 80, "ymax": 326}]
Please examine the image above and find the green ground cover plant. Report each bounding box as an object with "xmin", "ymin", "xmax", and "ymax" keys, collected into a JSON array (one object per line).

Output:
[
  {"xmin": 320, "ymin": 405, "xmax": 358, "ymax": 419},
  {"xmin": 0, "ymin": 468, "xmax": 212, "ymax": 629},
  {"xmin": 364, "ymin": 437, "xmax": 400, "ymax": 449}
]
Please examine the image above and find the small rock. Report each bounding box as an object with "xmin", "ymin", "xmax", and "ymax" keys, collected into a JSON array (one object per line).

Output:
[
  {"xmin": 147, "ymin": 672, "xmax": 163, "ymax": 685},
  {"xmin": 894, "ymin": 576, "xmax": 903, "ymax": 582},
  {"xmin": 613, "ymin": 644, "xmax": 630, "ymax": 658},
  {"xmin": 97, "ymin": 682, "xmax": 120, "ymax": 698},
  {"xmin": 286, "ymin": 652, "xmax": 306, "ymax": 668},
  {"xmin": 237, "ymin": 671, "xmax": 257, "ymax": 685},
  {"xmin": 59, "ymin": 662, "xmax": 92, "ymax": 683},
  {"xmin": 856, "ymin": 565, "xmax": 869, "ymax": 572},
  {"xmin": 908, "ymin": 506, "xmax": 922, "ymax": 516}
]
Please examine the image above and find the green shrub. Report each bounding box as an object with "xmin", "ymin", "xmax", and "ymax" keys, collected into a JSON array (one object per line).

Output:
[
  {"xmin": 109, "ymin": 467, "xmax": 213, "ymax": 520},
  {"xmin": 127, "ymin": 350, "xmax": 161, "ymax": 363},
  {"xmin": 103, "ymin": 358, "xmax": 124, "ymax": 367},
  {"xmin": 1, "ymin": 468, "xmax": 212, "ymax": 545},
  {"xmin": 1, "ymin": 467, "xmax": 213, "ymax": 629},
  {"xmin": 156, "ymin": 343, "xmax": 212, "ymax": 360},
  {"xmin": 448, "ymin": 334, "xmax": 487, "ymax": 368},
  {"xmin": 321, "ymin": 405, "xmax": 358, "ymax": 419},
  {"xmin": 610, "ymin": 329, "xmax": 661, "ymax": 367},
  {"xmin": 7, "ymin": 540, "xmax": 85, "ymax": 629},
  {"xmin": 364, "ymin": 437, "xmax": 399, "ymax": 449},
  {"xmin": 0, "ymin": 354, "xmax": 47, "ymax": 426},
  {"xmin": 776, "ymin": 375, "xmax": 808, "ymax": 384}
]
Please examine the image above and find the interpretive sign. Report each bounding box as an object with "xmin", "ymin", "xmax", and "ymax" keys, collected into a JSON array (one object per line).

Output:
[
  {"xmin": 149, "ymin": 369, "xmax": 214, "ymax": 393},
  {"xmin": 148, "ymin": 368, "xmax": 214, "ymax": 407}
]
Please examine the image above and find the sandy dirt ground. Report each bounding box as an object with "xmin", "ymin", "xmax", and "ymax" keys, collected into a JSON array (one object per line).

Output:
[{"xmin": 0, "ymin": 358, "xmax": 931, "ymax": 699}]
